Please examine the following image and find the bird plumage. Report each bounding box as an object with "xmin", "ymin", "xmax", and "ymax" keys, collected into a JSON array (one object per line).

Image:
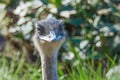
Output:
[{"xmin": 33, "ymin": 18, "xmax": 66, "ymax": 80}]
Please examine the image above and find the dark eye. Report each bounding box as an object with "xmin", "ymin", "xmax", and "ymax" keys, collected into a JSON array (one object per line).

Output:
[
  {"xmin": 36, "ymin": 24, "xmax": 45, "ymax": 35},
  {"xmin": 58, "ymin": 27, "xmax": 62, "ymax": 31},
  {"xmin": 58, "ymin": 25, "xmax": 63, "ymax": 32}
]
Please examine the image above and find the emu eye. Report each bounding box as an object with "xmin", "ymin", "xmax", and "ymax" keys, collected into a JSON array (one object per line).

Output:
[
  {"xmin": 58, "ymin": 27, "xmax": 63, "ymax": 32},
  {"xmin": 36, "ymin": 24, "xmax": 45, "ymax": 35},
  {"xmin": 58, "ymin": 24, "xmax": 63, "ymax": 32}
]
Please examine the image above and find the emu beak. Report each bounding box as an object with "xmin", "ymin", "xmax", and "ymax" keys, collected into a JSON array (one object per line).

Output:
[{"xmin": 39, "ymin": 30, "xmax": 62, "ymax": 42}]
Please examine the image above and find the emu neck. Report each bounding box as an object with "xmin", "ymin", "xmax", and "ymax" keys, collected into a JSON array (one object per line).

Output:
[
  {"xmin": 33, "ymin": 35, "xmax": 63, "ymax": 80},
  {"xmin": 40, "ymin": 51, "xmax": 58, "ymax": 80}
]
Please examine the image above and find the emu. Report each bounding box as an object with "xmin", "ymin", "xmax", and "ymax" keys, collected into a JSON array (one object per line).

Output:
[{"xmin": 33, "ymin": 18, "xmax": 66, "ymax": 80}]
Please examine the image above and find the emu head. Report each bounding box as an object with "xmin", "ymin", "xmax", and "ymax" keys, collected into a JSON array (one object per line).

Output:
[
  {"xmin": 34, "ymin": 18, "xmax": 66, "ymax": 54},
  {"xmin": 35, "ymin": 18, "xmax": 66, "ymax": 42}
]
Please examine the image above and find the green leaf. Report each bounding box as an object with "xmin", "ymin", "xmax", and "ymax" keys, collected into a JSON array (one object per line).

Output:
[
  {"xmin": 41, "ymin": 0, "xmax": 48, "ymax": 5},
  {"xmin": 59, "ymin": 5, "xmax": 73, "ymax": 11},
  {"xmin": 110, "ymin": 5, "xmax": 119, "ymax": 13},
  {"xmin": 48, "ymin": 0, "xmax": 61, "ymax": 7},
  {"xmin": 69, "ymin": 18, "xmax": 85, "ymax": 26}
]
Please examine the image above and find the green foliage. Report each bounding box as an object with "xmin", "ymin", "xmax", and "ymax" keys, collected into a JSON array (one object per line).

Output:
[
  {"xmin": 0, "ymin": 0, "xmax": 120, "ymax": 57},
  {"xmin": 1, "ymin": 49, "xmax": 119, "ymax": 80}
]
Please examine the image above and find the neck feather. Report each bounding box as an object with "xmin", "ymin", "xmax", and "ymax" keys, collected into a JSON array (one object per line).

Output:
[
  {"xmin": 41, "ymin": 51, "xmax": 58, "ymax": 80},
  {"xmin": 33, "ymin": 35, "xmax": 63, "ymax": 80}
]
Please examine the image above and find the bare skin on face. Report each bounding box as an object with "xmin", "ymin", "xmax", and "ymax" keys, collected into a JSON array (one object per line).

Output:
[{"xmin": 33, "ymin": 18, "xmax": 66, "ymax": 80}]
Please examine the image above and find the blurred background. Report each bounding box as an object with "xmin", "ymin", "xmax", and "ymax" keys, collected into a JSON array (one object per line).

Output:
[{"xmin": 0, "ymin": 0, "xmax": 120, "ymax": 80}]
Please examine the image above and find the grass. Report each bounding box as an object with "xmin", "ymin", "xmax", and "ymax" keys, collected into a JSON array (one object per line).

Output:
[
  {"xmin": 0, "ymin": 53, "xmax": 42, "ymax": 80},
  {"xmin": 0, "ymin": 48, "xmax": 118, "ymax": 80}
]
